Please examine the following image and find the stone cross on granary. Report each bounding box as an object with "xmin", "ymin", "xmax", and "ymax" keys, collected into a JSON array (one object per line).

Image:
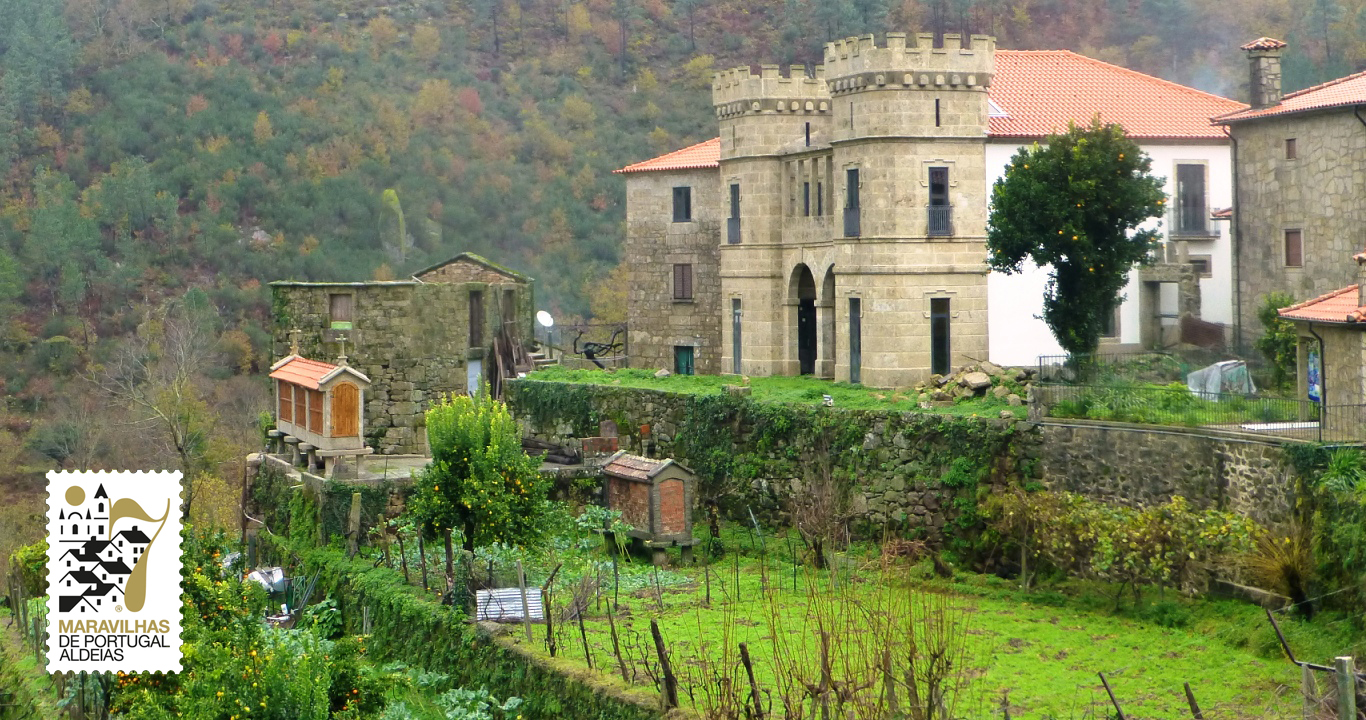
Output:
[
  {"xmin": 335, "ymin": 333, "xmax": 350, "ymax": 366},
  {"xmin": 288, "ymin": 328, "xmax": 303, "ymax": 355}
]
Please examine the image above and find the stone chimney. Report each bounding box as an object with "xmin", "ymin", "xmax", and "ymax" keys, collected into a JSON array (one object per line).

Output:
[
  {"xmin": 1356, "ymin": 249, "xmax": 1366, "ymax": 308},
  {"xmin": 1242, "ymin": 37, "xmax": 1286, "ymax": 109}
]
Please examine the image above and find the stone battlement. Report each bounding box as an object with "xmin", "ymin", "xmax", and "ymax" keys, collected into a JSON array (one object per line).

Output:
[
  {"xmin": 712, "ymin": 64, "xmax": 831, "ymax": 117},
  {"xmin": 823, "ymin": 33, "xmax": 995, "ymax": 89}
]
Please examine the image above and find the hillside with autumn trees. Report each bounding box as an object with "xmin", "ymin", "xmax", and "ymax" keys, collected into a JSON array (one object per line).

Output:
[{"xmin": 0, "ymin": 0, "xmax": 1364, "ymax": 556}]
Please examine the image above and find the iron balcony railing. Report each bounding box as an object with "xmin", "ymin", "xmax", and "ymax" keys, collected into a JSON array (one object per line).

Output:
[
  {"xmin": 727, "ymin": 216, "xmax": 740, "ymax": 244},
  {"xmin": 1168, "ymin": 207, "xmax": 1217, "ymax": 237},
  {"xmin": 927, "ymin": 205, "xmax": 953, "ymax": 236}
]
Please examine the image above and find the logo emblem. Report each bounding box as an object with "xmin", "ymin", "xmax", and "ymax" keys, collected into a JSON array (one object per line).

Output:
[{"xmin": 45, "ymin": 471, "xmax": 184, "ymax": 673}]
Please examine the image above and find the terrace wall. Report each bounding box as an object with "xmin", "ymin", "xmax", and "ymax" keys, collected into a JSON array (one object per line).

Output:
[{"xmin": 506, "ymin": 380, "xmax": 1300, "ymax": 536}]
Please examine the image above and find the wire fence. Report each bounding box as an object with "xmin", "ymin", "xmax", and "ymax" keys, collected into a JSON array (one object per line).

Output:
[
  {"xmin": 1032, "ymin": 384, "xmax": 1366, "ymax": 443},
  {"xmin": 1037, "ymin": 346, "xmax": 1279, "ymax": 387}
]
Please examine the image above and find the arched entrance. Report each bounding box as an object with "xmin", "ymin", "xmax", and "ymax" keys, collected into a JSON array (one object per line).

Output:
[
  {"xmin": 791, "ymin": 265, "xmax": 817, "ymax": 375},
  {"xmin": 820, "ymin": 266, "xmax": 836, "ymax": 378}
]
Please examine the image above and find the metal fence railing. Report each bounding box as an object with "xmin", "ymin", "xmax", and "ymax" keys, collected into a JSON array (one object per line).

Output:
[
  {"xmin": 1031, "ymin": 384, "xmax": 1359, "ymax": 443},
  {"xmin": 1037, "ymin": 348, "xmax": 1277, "ymax": 386}
]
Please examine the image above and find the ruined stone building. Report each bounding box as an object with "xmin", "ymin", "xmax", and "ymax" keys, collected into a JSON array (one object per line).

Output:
[
  {"xmin": 618, "ymin": 32, "xmax": 1246, "ymax": 385},
  {"xmin": 271, "ymin": 253, "xmax": 533, "ymax": 454},
  {"xmin": 1214, "ymin": 38, "xmax": 1366, "ymax": 345}
]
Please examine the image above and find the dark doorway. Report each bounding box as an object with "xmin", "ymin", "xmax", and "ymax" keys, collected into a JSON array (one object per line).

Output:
[
  {"xmin": 931, "ymin": 298, "xmax": 951, "ymax": 375},
  {"xmin": 731, "ymin": 299, "xmax": 742, "ymax": 374},
  {"xmin": 849, "ymin": 298, "xmax": 862, "ymax": 384},
  {"xmin": 794, "ymin": 265, "xmax": 817, "ymax": 375}
]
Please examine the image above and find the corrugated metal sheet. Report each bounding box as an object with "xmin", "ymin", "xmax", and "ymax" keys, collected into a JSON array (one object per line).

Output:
[{"xmin": 475, "ymin": 587, "xmax": 543, "ymax": 622}]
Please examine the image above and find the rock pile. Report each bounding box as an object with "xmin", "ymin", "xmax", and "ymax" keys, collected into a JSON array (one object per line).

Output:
[{"xmin": 913, "ymin": 361, "xmax": 1035, "ymax": 408}]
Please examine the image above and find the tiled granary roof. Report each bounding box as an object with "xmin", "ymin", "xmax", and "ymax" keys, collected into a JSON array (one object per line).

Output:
[
  {"xmin": 269, "ymin": 355, "xmax": 370, "ymax": 389},
  {"xmin": 1279, "ymin": 285, "xmax": 1366, "ymax": 324},
  {"xmin": 1215, "ymin": 69, "xmax": 1366, "ymax": 123},
  {"xmin": 619, "ymin": 51, "xmax": 1244, "ymax": 172}
]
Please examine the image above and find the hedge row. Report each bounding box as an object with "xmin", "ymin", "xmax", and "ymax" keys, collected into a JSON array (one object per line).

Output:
[{"xmin": 258, "ymin": 533, "xmax": 679, "ymax": 720}]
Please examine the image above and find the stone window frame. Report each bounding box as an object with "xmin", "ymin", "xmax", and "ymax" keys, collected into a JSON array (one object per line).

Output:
[
  {"xmin": 1171, "ymin": 159, "xmax": 1210, "ymax": 234},
  {"xmin": 672, "ymin": 263, "xmax": 694, "ymax": 302},
  {"xmin": 328, "ymin": 292, "xmax": 355, "ymax": 330},
  {"xmin": 1284, "ymin": 228, "xmax": 1304, "ymax": 268},
  {"xmin": 1187, "ymin": 254, "xmax": 1213, "ymax": 278},
  {"xmin": 1285, "ymin": 138, "xmax": 1297, "ymax": 160},
  {"xmin": 1099, "ymin": 305, "xmax": 1121, "ymax": 341},
  {"xmin": 672, "ymin": 186, "xmax": 692, "ymax": 223}
]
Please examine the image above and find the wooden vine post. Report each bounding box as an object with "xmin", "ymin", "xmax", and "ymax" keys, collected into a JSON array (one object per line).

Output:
[
  {"xmin": 650, "ymin": 619, "xmax": 679, "ymax": 709},
  {"xmin": 739, "ymin": 642, "xmax": 764, "ymax": 719},
  {"xmin": 1336, "ymin": 657, "xmax": 1357, "ymax": 720},
  {"xmin": 607, "ymin": 602, "xmax": 628, "ymax": 682}
]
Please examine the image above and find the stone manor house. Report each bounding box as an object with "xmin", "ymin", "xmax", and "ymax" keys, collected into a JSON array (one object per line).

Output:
[
  {"xmin": 617, "ymin": 31, "xmax": 1249, "ymax": 385},
  {"xmin": 271, "ymin": 252, "xmax": 534, "ymax": 455}
]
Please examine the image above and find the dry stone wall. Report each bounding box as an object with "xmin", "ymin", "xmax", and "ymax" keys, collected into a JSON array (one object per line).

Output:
[{"xmin": 507, "ymin": 380, "xmax": 1302, "ymax": 538}]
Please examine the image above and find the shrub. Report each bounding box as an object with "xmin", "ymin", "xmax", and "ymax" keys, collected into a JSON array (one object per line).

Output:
[{"xmin": 1255, "ymin": 292, "xmax": 1298, "ymax": 389}]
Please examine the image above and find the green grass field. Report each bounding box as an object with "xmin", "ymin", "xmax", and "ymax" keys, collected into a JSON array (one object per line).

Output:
[
  {"xmin": 523, "ymin": 535, "xmax": 1360, "ymax": 720},
  {"xmin": 522, "ymin": 366, "xmax": 1029, "ymax": 418}
]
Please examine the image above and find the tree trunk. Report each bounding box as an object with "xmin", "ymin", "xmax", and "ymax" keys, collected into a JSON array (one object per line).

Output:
[{"xmin": 443, "ymin": 528, "xmax": 454, "ymax": 580}]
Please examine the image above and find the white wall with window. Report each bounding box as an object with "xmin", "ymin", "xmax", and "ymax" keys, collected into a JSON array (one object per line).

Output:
[{"xmin": 984, "ymin": 140, "xmax": 1233, "ymax": 366}]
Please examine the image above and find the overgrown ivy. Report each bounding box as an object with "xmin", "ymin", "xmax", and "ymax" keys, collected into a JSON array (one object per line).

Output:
[{"xmin": 516, "ymin": 380, "xmax": 1038, "ymax": 561}]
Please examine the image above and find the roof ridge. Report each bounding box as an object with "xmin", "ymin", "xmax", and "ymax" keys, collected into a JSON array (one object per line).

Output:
[{"xmin": 1282, "ymin": 68, "xmax": 1366, "ymax": 100}]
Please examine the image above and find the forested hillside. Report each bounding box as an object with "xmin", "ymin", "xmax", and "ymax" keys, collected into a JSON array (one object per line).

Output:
[{"xmin": 0, "ymin": 0, "xmax": 1364, "ymax": 555}]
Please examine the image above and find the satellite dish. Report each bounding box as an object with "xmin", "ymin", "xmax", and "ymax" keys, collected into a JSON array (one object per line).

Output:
[{"xmin": 536, "ymin": 311, "xmax": 554, "ymax": 328}]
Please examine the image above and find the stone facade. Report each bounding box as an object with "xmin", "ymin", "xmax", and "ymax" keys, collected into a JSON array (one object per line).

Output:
[
  {"xmin": 1221, "ymin": 43, "xmax": 1366, "ymax": 342},
  {"xmin": 1228, "ymin": 109, "xmax": 1366, "ymax": 336},
  {"xmin": 623, "ymin": 168, "xmax": 723, "ymax": 374},
  {"xmin": 271, "ymin": 254, "xmax": 533, "ymax": 455},
  {"xmin": 621, "ymin": 32, "xmax": 994, "ymax": 388}
]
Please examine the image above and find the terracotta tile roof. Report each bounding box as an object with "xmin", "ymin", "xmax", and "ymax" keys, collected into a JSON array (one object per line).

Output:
[
  {"xmin": 1278, "ymin": 285, "xmax": 1366, "ymax": 324},
  {"xmin": 269, "ymin": 356, "xmax": 337, "ymax": 389},
  {"xmin": 1241, "ymin": 37, "xmax": 1287, "ymax": 51},
  {"xmin": 1212, "ymin": 207, "xmax": 1232, "ymax": 219},
  {"xmin": 989, "ymin": 51, "xmax": 1246, "ymax": 139},
  {"xmin": 603, "ymin": 451, "xmax": 666, "ymax": 481},
  {"xmin": 1215, "ymin": 69, "xmax": 1366, "ymax": 123},
  {"xmin": 614, "ymin": 138, "xmax": 722, "ymax": 174},
  {"xmin": 619, "ymin": 51, "xmax": 1243, "ymax": 173}
]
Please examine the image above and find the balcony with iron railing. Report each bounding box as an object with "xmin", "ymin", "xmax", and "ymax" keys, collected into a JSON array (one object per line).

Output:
[
  {"xmin": 1168, "ymin": 206, "xmax": 1218, "ymax": 239},
  {"xmin": 927, "ymin": 205, "xmax": 953, "ymax": 237}
]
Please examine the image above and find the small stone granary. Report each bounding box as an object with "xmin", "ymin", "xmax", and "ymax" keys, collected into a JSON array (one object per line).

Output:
[
  {"xmin": 600, "ymin": 451, "xmax": 698, "ymax": 565},
  {"xmin": 269, "ymin": 349, "xmax": 373, "ymax": 477}
]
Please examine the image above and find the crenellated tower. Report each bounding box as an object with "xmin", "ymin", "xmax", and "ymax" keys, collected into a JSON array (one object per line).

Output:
[{"xmin": 707, "ymin": 32, "xmax": 997, "ymax": 386}]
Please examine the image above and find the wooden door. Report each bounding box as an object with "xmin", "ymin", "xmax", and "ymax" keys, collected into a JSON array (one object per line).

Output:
[{"xmin": 332, "ymin": 383, "xmax": 359, "ymax": 437}]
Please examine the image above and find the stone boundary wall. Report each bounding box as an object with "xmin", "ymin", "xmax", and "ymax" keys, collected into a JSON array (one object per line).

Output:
[
  {"xmin": 1037, "ymin": 419, "xmax": 1297, "ymax": 531},
  {"xmin": 507, "ymin": 380, "xmax": 1301, "ymax": 533}
]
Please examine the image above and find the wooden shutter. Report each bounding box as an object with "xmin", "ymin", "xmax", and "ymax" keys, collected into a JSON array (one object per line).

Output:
[
  {"xmin": 278, "ymin": 381, "xmax": 293, "ymax": 423},
  {"xmin": 1285, "ymin": 230, "xmax": 1303, "ymax": 267},
  {"xmin": 673, "ymin": 264, "xmax": 693, "ymax": 300},
  {"xmin": 469, "ymin": 290, "xmax": 484, "ymax": 347},
  {"xmin": 332, "ymin": 383, "xmax": 359, "ymax": 437},
  {"xmin": 293, "ymin": 384, "xmax": 306, "ymax": 427},
  {"xmin": 309, "ymin": 390, "xmax": 324, "ymax": 433}
]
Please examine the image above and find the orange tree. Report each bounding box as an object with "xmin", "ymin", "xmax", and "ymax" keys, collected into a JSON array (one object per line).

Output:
[
  {"xmin": 408, "ymin": 389, "xmax": 550, "ymax": 583},
  {"xmin": 987, "ymin": 117, "xmax": 1167, "ymax": 356}
]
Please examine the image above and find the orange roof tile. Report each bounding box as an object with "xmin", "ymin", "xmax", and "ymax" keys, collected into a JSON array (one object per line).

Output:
[
  {"xmin": 1215, "ymin": 69, "xmax": 1366, "ymax": 123},
  {"xmin": 1241, "ymin": 37, "xmax": 1286, "ymax": 51},
  {"xmin": 618, "ymin": 51, "xmax": 1244, "ymax": 173},
  {"xmin": 614, "ymin": 138, "xmax": 721, "ymax": 174},
  {"xmin": 1278, "ymin": 285, "xmax": 1366, "ymax": 324},
  {"xmin": 269, "ymin": 355, "xmax": 371, "ymax": 389},
  {"xmin": 989, "ymin": 51, "xmax": 1246, "ymax": 139}
]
